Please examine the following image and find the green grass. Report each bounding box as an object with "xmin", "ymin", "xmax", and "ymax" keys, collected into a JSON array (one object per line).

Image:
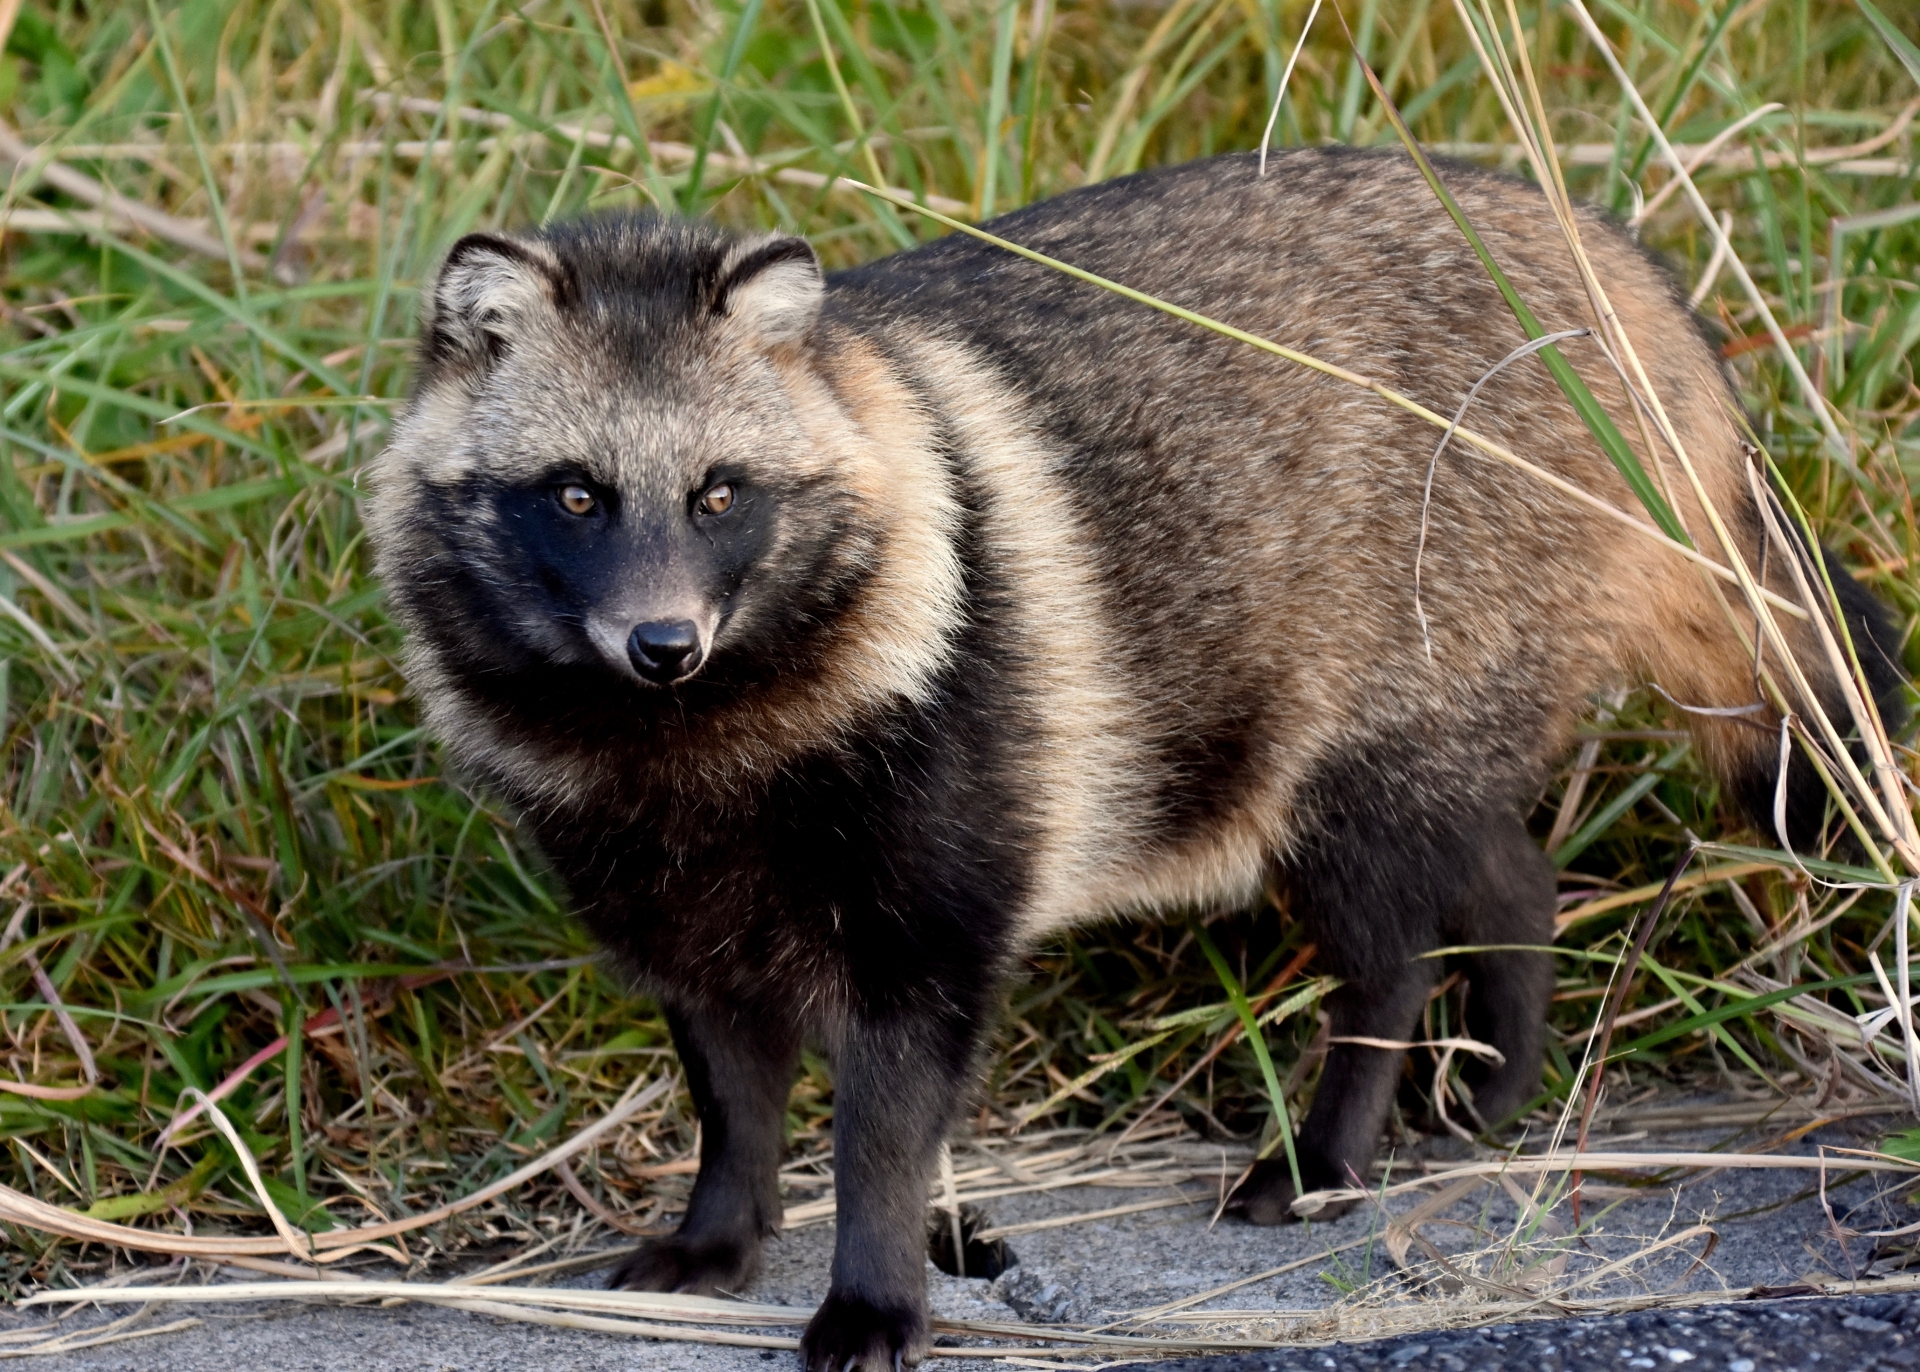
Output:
[{"xmin": 0, "ymin": 0, "xmax": 1917, "ymax": 1291}]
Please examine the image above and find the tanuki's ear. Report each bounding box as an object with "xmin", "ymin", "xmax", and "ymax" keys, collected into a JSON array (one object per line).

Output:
[
  {"xmin": 423, "ymin": 233, "xmax": 568, "ymax": 370},
  {"xmin": 714, "ymin": 235, "xmax": 823, "ymax": 345}
]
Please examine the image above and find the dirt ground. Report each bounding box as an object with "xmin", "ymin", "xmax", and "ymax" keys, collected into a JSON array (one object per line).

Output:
[{"xmin": 7, "ymin": 1100, "xmax": 1918, "ymax": 1370}]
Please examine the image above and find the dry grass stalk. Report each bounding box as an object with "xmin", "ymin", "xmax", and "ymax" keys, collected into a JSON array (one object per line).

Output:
[
  {"xmin": 972, "ymin": 1190, "xmax": 1201, "ymax": 1240},
  {"xmin": 363, "ymin": 94, "xmax": 973, "ymax": 215},
  {"xmin": 0, "ymin": 1073, "xmax": 671, "ymax": 1260},
  {"xmin": 1433, "ymin": 118, "xmax": 1920, "ymax": 183},
  {"xmin": 1555, "ymin": 862, "xmax": 1778, "ymax": 932},
  {"xmin": 1565, "ymin": 0, "xmax": 1854, "ymax": 461},
  {"xmin": 783, "ymin": 1131, "xmax": 1259, "ymax": 1229},
  {"xmin": 1139, "ymin": 1267, "xmax": 1920, "ymax": 1349},
  {"xmin": 1293, "ymin": 1146, "xmax": 1918, "ymax": 1214},
  {"xmin": 1093, "ymin": 1234, "xmax": 1376, "ymax": 1330},
  {"xmin": 19, "ymin": 1279, "xmax": 1298, "ymax": 1358},
  {"xmin": 0, "ymin": 1310, "xmax": 205, "ymax": 1360},
  {"xmin": 0, "ymin": 120, "xmax": 283, "ymax": 280}
]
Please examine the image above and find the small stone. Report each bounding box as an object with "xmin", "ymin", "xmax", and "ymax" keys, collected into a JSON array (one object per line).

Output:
[
  {"xmin": 988, "ymin": 1267, "xmax": 1083, "ymax": 1324},
  {"xmin": 1728, "ymin": 1362, "xmax": 1756, "ymax": 1372},
  {"xmin": 1664, "ymin": 1351, "xmax": 1696, "ymax": 1364},
  {"xmin": 1387, "ymin": 1344, "xmax": 1429, "ymax": 1365},
  {"xmin": 1847, "ymin": 1315, "xmax": 1897, "ymax": 1334}
]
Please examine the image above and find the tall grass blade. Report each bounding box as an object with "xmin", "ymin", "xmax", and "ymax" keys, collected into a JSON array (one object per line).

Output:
[
  {"xmin": 978, "ymin": 0, "xmax": 1019, "ymax": 219},
  {"xmin": 1193, "ymin": 925, "xmax": 1301, "ymax": 1199},
  {"xmin": 684, "ymin": 0, "xmax": 767, "ymax": 210},
  {"xmin": 1349, "ymin": 33, "xmax": 1691, "ymax": 547},
  {"xmin": 1857, "ymin": 0, "xmax": 1920, "ymax": 91}
]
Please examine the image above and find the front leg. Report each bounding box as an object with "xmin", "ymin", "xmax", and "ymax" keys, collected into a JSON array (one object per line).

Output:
[
  {"xmin": 801, "ymin": 1008, "xmax": 982, "ymax": 1371},
  {"xmin": 610, "ymin": 1003, "xmax": 799, "ymax": 1294}
]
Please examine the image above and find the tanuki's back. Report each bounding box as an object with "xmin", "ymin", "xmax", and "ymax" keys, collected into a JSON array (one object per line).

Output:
[{"xmin": 815, "ymin": 150, "xmax": 1872, "ymax": 938}]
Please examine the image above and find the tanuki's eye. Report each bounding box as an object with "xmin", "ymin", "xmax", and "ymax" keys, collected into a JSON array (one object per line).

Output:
[
  {"xmin": 558, "ymin": 484, "xmax": 596, "ymax": 516},
  {"xmin": 699, "ymin": 482, "xmax": 735, "ymax": 516}
]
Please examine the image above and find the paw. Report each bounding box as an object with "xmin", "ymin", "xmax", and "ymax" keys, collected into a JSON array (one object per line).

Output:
[
  {"xmin": 1224, "ymin": 1159, "xmax": 1356, "ymax": 1225},
  {"xmin": 606, "ymin": 1233, "xmax": 760, "ymax": 1295},
  {"xmin": 799, "ymin": 1292, "xmax": 928, "ymax": 1371},
  {"xmin": 926, "ymin": 1203, "xmax": 1015, "ymax": 1280}
]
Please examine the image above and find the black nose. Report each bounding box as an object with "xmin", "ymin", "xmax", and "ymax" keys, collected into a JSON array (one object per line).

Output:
[{"xmin": 627, "ymin": 620, "xmax": 702, "ymax": 683}]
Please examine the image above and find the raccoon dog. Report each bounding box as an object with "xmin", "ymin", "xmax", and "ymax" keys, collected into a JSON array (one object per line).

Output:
[{"xmin": 365, "ymin": 148, "xmax": 1906, "ymax": 1369}]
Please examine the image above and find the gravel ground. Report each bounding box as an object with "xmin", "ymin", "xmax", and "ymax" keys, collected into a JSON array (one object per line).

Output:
[
  {"xmin": 7, "ymin": 1106, "xmax": 1918, "ymax": 1370},
  {"xmin": 1113, "ymin": 1291, "xmax": 1920, "ymax": 1371}
]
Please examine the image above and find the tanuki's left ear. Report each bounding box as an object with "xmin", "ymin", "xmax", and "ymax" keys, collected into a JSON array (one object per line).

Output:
[{"xmin": 714, "ymin": 235, "xmax": 823, "ymax": 345}]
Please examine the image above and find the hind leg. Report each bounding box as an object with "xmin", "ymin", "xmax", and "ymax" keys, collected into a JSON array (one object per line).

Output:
[
  {"xmin": 1228, "ymin": 964, "xmax": 1438, "ymax": 1223},
  {"xmin": 1449, "ymin": 813, "xmax": 1556, "ymax": 1130},
  {"xmin": 1229, "ymin": 809, "xmax": 1449, "ymax": 1224},
  {"xmin": 1230, "ymin": 804, "xmax": 1547, "ymax": 1224}
]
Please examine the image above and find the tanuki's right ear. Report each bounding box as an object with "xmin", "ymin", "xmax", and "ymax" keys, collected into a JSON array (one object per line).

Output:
[{"xmin": 422, "ymin": 234, "xmax": 568, "ymax": 371}]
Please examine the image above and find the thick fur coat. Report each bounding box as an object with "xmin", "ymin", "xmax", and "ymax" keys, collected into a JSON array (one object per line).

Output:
[{"xmin": 363, "ymin": 148, "xmax": 1906, "ymax": 1370}]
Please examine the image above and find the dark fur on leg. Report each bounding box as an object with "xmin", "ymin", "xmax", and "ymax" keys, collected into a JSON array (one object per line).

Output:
[
  {"xmin": 801, "ymin": 1292, "xmax": 920, "ymax": 1372},
  {"xmin": 799, "ymin": 1009, "xmax": 986, "ymax": 1371},
  {"xmin": 925, "ymin": 1203, "xmax": 1014, "ymax": 1279},
  {"xmin": 1229, "ymin": 967, "xmax": 1438, "ymax": 1223},
  {"xmin": 1232, "ymin": 787, "xmax": 1552, "ymax": 1224},
  {"xmin": 1449, "ymin": 814, "xmax": 1557, "ymax": 1130},
  {"xmin": 610, "ymin": 1004, "xmax": 798, "ymax": 1295}
]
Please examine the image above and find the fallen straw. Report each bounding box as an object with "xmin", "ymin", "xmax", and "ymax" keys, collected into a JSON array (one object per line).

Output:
[
  {"xmin": 19, "ymin": 1280, "xmax": 1292, "ymax": 1357},
  {"xmin": 32, "ymin": 1261, "xmax": 1920, "ymax": 1363},
  {"xmin": 14, "ymin": 1128, "xmax": 1920, "ymax": 1362},
  {"xmin": 0, "ymin": 1313, "xmax": 205, "ymax": 1361},
  {"xmin": 0, "ymin": 1072, "xmax": 674, "ymax": 1260},
  {"xmin": 1291, "ymin": 1147, "xmax": 1919, "ymax": 1214}
]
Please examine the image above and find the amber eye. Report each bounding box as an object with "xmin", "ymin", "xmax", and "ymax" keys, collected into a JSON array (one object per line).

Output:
[
  {"xmin": 699, "ymin": 482, "xmax": 735, "ymax": 516},
  {"xmin": 558, "ymin": 484, "xmax": 596, "ymax": 516}
]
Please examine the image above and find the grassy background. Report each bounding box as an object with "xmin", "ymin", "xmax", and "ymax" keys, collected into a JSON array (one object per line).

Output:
[{"xmin": 0, "ymin": 0, "xmax": 1916, "ymax": 1291}]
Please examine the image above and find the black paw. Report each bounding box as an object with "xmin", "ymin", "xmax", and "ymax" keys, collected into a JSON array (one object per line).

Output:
[
  {"xmin": 926, "ymin": 1204, "xmax": 1015, "ymax": 1280},
  {"xmin": 799, "ymin": 1292, "xmax": 927, "ymax": 1371},
  {"xmin": 606, "ymin": 1233, "xmax": 760, "ymax": 1295},
  {"xmin": 1224, "ymin": 1159, "xmax": 1356, "ymax": 1225}
]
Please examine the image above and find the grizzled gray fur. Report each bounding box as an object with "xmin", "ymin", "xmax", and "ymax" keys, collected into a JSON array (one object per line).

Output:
[{"xmin": 363, "ymin": 148, "xmax": 1906, "ymax": 1371}]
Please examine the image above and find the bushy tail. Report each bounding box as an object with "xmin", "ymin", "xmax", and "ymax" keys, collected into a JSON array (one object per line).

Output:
[{"xmin": 1719, "ymin": 546, "xmax": 1910, "ymax": 851}]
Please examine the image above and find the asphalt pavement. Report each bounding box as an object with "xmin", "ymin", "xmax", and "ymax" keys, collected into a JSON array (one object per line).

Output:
[{"xmin": 1113, "ymin": 1291, "xmax": 1920, "ymax": 1371}]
